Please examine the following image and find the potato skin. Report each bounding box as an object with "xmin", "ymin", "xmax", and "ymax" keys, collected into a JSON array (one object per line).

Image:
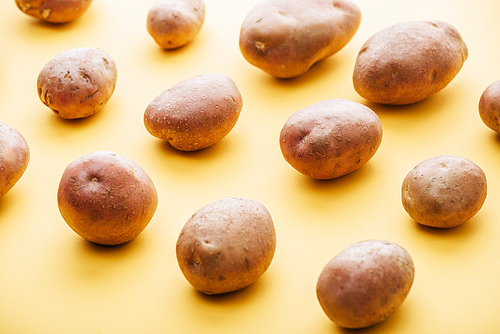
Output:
[
  {"xmin": 239, "ymin": 0, "xmax": 361, "ymax": 78},
  {"xmin": 479, "ymin": 80, "xmax": 500, "ymax": 132},
  {"xmin": 317, "ymin": 240, "xmax": 415, "ymax": 329},
  {"xmin": 15, "ymin": 0, "xmax": 93, "ymax": 23},
  {"xmin": 144, "ymin": 73, "xmax": 243, "ymax": 151},
  {"xmin": 176, "ymin": 197, "xmax": 276, "ymax": 295},
  {"xmin": 37, "ymin": 47, "xmax": 117, "ymax": 119},
  {"xmin": 57, "ymin": 151, "xmax": 158, "ymax": 245},
  {"xmin": 147, "ymin": 0, "xmax": 205, "ymax": 49},
  {"xmin": 402, "ymin": 155, "xmax": 487, "ymax": 228},
  {"xmin": 353, "ymin": 20, "xmax": 468, "ymax": 105},
  {"xmin": 0, "ymin": 123, "xmax": 30, "ymax": 198},
  {"xmin": 279, "ymin": 99, "xmax": 382, "ymax": 179}
]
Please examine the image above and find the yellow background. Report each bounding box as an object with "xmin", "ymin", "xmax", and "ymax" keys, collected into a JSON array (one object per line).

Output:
[{"xmin": 1, "ymin": 0, "xmax": 499, "ymax": 333}]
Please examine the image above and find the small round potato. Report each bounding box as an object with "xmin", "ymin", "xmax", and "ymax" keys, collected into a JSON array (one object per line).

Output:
[
  {"xmin": 317, "ymin": 240, "xmax": 415, "ymax": 329},
  {"xmin": 147, "ymin": 0, "xmax": 206, "ymax": 49},
  {"xmin": 479, "ymin": 80, "xmax": 500, "ymax": 132},
  {"xmin": 37, "ymin": 47, "xmax": 118, "ymax": 119},
  {"xmin": 144, "ymin": 73, "xmax": 243, "ymax": 151},
  {"xmin": 279, "ymin": 99, "xmax": 382, "ymax": 179},
  {"xmin": 176, "ymin": 197, "xmax": 276, "ymax": 295},
  {"xmin": 15, "ymin": 0, "xmax": 93, "ymax": 23},
  {"xmin": 353, "ymin": 20, "xmax": 468, "ymax": 105},
  {"xmin": 0, "ymin": 123, "xmax": 30, "ymax": 198},
  {"xmin": 239, "ymin": 0, "xmax": 361, "ymax": 78},
  {"xmin": 402, "ymin": 155, "xmax": 487, "ymax": 228},
  {"xmin": 57, "ymin": 151, "xmax": 158, "ymax": 245}
]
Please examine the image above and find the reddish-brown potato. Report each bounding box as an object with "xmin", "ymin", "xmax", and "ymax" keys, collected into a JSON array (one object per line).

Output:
[
  {"xmin": 402, "ymin": 155, "xmax": 487, "ymax": 228},
  {"xmin": 479, "ymin": 80, "xmax": 500, "ymax": 132},
  {"xmin": 57, "ymin": 151, "xmax": 158, "ymax": 245},
  {"xmin": 15, "ymin": 0, "xmax": 93, "ymax": 23},
  {"xmin": 0, "ymin": 123, "xmax": 30, "ymax": 198},
  {"xmin": 353, "ymin": 20, "xmax": 468, "ymax": 105},
  {"xmin": 279, "ymin": 99, "xmax": 382, "ymax": 179},
  {"xmin": 144, "ymin": 73, "xmax": 243, "ymax": 151},
  {"xmin": 37, "ymin": 47, "xmax": 118, "ymax": 119},
  {"xmin": 176, "ymin": 197, "xmax": 276, "ymax": 295},
  {"xmin": 239, "ymin": 0, "xmax": 361, "ymax": 78},
  {"xmin": 147, "ymin": 0, "xmax": 206, "ymax": 49},
  {"xmin": 317, "ymin": 240, "xmax": 415, "ymax": 329}
]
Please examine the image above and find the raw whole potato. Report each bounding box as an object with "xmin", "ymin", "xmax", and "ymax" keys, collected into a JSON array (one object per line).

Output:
[
  {"xmin": 239, "ymin": 0, "xmax": 361, "ymax": 78},
  {"xmin": 15, "ymin": 0, "xmax": 93, "ymax": 23},
  {"xmin": 144, "ymin": 73, "xmax": 243, "ymax": 151},
  {"xmin": 147, "ymin": 0, "xmax": 206, "ymax": 49},
  {"xmin": 57, "ymin": 151, "xmax": 158, "ymax": 245},
  {"xmin": 37, "ymin": 47, "xmax": 118, "ymax": 119},
  {"xmin": 176, "ymin": 197, "xmax": 276, "ymax": 295},
  {"xmin": 317, "ymin": 240, "xmax": 415, "ymax": 329},
  {"xmin": 279, "ymin": 99, "xmax": 382, "ymax": 179},
  {"xmin": 479, "ymin": 80, "xmax": 500, "ymax": 132},
  {"xmin": 402, "ymin": 155, "xmax": 487, "ymax": 228},
  {"xmin": 0, "ymin": 123, "xmax": 30, "ymax": 198},
  {"xmin": 353, "ymin": 20, "xmax": 468, "ymax": 105}
]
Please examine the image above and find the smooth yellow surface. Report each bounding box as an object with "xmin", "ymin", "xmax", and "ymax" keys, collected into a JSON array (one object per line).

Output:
[{"xmin": 1, "ymin": 0, "xmax": 499, "ymax": 333}]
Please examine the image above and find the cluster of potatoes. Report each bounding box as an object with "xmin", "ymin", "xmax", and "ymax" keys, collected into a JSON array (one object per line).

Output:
[{"xmin": 4, "ymin": 0, "xmax": 499, "ymax": 330}]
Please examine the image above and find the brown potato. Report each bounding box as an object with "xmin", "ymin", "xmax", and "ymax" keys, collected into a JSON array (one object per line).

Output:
[
  {"xmin": 402, "ymin": 155, "xmax": 487, "ymax": 228},
  {"xmin": 239, "ymin": 0, "xmax": 361, "ymax": 78},
  {"xmin": 15, "ymin": 0, "xmax": 93, "ymax": 23},
  {"xmin": 37, "ymin": 47, "xmax": 118, "ymax": 119},
  {"xmin": 317, "ymin": 240, "xmax": 415, "ymax": 329},
  {"xmin": 0, "ymin": 123, "xmax": 30, "ymax": 198},
  {"xmin": 176, "ymin": 197, "xmax": 276, "ymax": 295},
  {"xmin": 353, "ymin": 20, "xmax": 468, "ymax": 105},
  {"xmin": 57, "ymin": 151, "xmax": 158, "ymax": 245},
  {"xmin": 147, "ymin": 0, "xmax": 206, "ymax": 49},
  {"xmin": 479, "ymin": 80, "xmax": 500, "ymax": 132},
  {"xmin": 144, "ymin": 73, "xmax": 243, "ymax": 151},
  {"xmin": 279, "ymin": 99, "xmax": 382, "ymax": 179}
]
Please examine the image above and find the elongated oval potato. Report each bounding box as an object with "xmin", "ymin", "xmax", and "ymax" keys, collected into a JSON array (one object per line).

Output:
[
  {"xmin": 317, "ymin": 240, "xmax": 415, "ymax": 329},
  {"xmin": 176, "ymin": 197, "xmax": 276, "ymax": 295},
  {"xmin": 0, "ymin": 123, "xmax": 30, "ymax": 198},
  {"xmin": 401, "ymin": 155, "xmax": 487, "ymax": 228},
  {"xmin": 147, "ymin": 0, "xmax": 206, "ymax": 49},
  {"xmin": 279, "ymin": 99, "xmax": 382, "ymax": 179},
  {"xmin": 37, "ymin": 47, "xmax": 118, "ymax": 119},
  {"xmin": 144, "ymin": 73, "xmax": 243, "ymax": 151},
  {"xmin": 353, "ymin": 20, "xmax": 468, "ymax": 105},
  {"xmin": 239, "ymin": 0, "xmax": 361, "ymax": 78},
  {"xmin": 15, "ymin": 0, "xmax": 93, "ymax": 23}
]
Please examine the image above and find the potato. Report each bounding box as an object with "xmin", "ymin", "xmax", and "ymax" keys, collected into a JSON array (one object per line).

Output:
[
  {"xmin": 279, "ymin": 99, "xmax": 382, "ymax": 179},
  {"xmin": 37, "ymin": 47, "xmax": 118, "ymax": 119},
  {"xmin": 57, "ymin": 151, "xmax": 158, "ymax": 245},
  {"xmin": 239, "ymin": 0, "xmax": 361, "ymax": 78},
  {"xmin": 144, "ymin": 73, "xmax": 243, "ymax": 151},
  {"xmin": 316, "ymin": 240, "xmax": 415, "ymax": 329},
  {"xmin": 176, "ymin": 197, "xmax": 276, "ymax": 295},
  {"xmin": 147, "ymin": 0, "xmax": 205, "ymax": 49},
  {"xmin": 402, "ymin": 155, "xmax": 487, "ymax": 228},
  {"xmin": 479, "ymin": 80, "xmax": 500, "ymax": 132},
  {"xmin": 15, "ymin": 0, "xmax": 93, "ymax": 23},
  {"xmin": 353, "ymin": 20, "xmax": 468, "ymax": 105},
  {"xmin": 0, "ymin": 123, "xmax": 30, "ymax": 198}
]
